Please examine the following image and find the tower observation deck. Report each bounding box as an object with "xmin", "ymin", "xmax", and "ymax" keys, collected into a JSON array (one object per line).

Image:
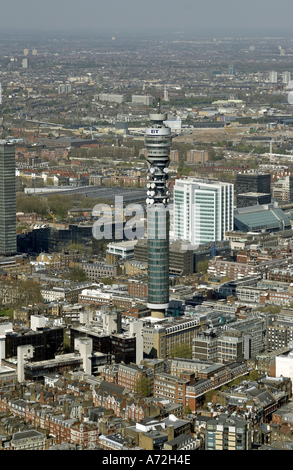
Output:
[{"xmin": 145, "ymin": 100, "xmax": 172, "ymax": 318}]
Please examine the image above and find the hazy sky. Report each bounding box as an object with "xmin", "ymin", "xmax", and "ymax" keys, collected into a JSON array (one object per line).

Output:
[{"xmin": 1, "ymin": 0, "xmax": 293, "ymax": 36}]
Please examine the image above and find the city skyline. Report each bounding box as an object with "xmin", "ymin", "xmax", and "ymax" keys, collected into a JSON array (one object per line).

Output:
[{"xmin": 1, "ymin": 3, "xmax": 293, "ymax": 451}]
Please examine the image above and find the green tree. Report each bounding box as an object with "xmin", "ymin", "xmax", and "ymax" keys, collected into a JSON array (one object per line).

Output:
[
  {"xmin": 15, "ymin": 279, "xmax": 43, "ymax": 307},
  {"xmin": 184, "ymin": 405, "xmax": 192, "ymax": 415},
  {"xmin": 257, "ymin": 305, "xmax": 282, "ymax": 314},
  {"xmin": 0, "ymin": 279, "xmax": 44, "ymax": 308},
  {"xmin": 0, "ymin": 307, "xmax": 13, "ymax": 318},
  {"xmin": 66, "ymin": 243, "xmax": 85, "ymax": 253},
  {"xmin": 203, "ymin": 389, "xmax": 217, "ymax": 407},
  {"xmin": 16, "ymin": 194, "xmax": 48, "ymax": 216},
  {"xmin": 135, "ymin": 376, "xmax": 153, "ymax": 397},
  {"xmin": 196, "ymin": 260, "xmax": 209, "ymax": 274},
  {"xmin": 169, "ymin": 343, "xmax": 192, "ymax": 359},
  {"xmin": 248, "ymin": 370, "xmax": 259, "ymax": 381},
  {"xmin": 92, "ymin": 237, "xmax": 108, "ymax": 256},
  {"xmin": 99, "ymin": 277, "xmax": 114, "ymax": 285},
  {"xmin": 66, "ymin": 266, "xmax": 88, "ymax": 282},
  {"xmin": 47, "ymin": 194, "xmax": 72, "ymax": 219}
]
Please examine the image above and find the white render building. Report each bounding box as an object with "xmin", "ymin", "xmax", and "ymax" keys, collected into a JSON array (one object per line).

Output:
[
  {"xmin": 131, "ymin": 94, "xmax": 153, "ymax": 106},
  {"xmin": 107, "ymin": 240, "xmax": 138, "ymax": 259},
  {"xmin": 275, "ymin": 350, "xmax": 293, "ymax": 393},
  {"xmin": 173, "ymin": 178, "xmax": 234, "ymax": 246}
]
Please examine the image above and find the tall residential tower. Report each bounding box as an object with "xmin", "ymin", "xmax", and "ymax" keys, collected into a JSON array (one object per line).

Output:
[
  {"xmin": 145, "ymin": 101, "xmax": 171, "ymax": 319},
  {"xmin": 0, "ymin": 140, "xmax": 17, "ymax": 256},
  {"xmin": 173, "ymin": 178, "xmax": 234, "ymax": 246}
]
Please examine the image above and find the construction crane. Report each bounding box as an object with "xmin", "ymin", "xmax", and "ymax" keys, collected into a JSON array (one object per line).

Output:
[
  {"xmin": 48, "ymin": 212, "xmax": 56, "ymax": 228},
  {"xmin": 247, "ymin": 148, "xmax": 255, "ymax": 157}
]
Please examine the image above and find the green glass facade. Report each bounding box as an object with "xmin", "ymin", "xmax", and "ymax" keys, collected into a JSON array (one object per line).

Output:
[
  {"xmin": 147, "ymin": 207, "xmax": 169, "ymax": 309},
  {"xmin": 0, "ymin": 141, "xmax": 16, "ymax": 256}
]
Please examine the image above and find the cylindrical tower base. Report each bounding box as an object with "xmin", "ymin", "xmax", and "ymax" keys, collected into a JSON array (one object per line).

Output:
[{"xmin": 151, "ymin": 309, "xmax": 166, "ymax": 319}]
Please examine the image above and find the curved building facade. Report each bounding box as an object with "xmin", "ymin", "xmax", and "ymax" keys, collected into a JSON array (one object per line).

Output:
[
  {"xmin": 0, "ymin": 140, "xmax": 16, "ymax": 256},
  {"xmin": 145, "ymin": 102, "xmax": 172, "ymax": 318}
]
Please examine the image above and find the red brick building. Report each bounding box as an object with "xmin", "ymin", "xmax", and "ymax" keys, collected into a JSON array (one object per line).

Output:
[{"xmin": 127, "ymin": 279, "xmax": 148, "ymax": 299}]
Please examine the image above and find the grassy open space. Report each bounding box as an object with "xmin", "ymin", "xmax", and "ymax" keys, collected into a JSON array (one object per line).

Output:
[{"xmin": 0, "ymin": 308, "xmax": 13, "ymax": 318}]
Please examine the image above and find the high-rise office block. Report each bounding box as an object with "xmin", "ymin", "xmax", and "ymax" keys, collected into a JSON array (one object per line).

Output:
[
  {"xmin": 269, "ymin": 71, "xmax": 278, "ymax": 83},
  {"xmin": 236, "ymin": 173, "xmax": 271, "ymax": 196},
  {"xmin": 283, "ymin": 71, "xmax": 291, "ymax": 84},
  {"xmin": 228, "ymin": 64, "xmax": 236, "ymax": 76},
  {"xmin": 132, "ymin": 95, "xmax": 153, "ymax": 106},
  {"xmin": 0, "ymin": 140, "xmax": 17, "ymax": 256},
  {"xmin": 58, "ymin": 83, "xmax": 72, "ymax": 95},
  {"xmin": 272, "ymin": 175, "xmax": 293, "ymax": 203},
  {"xmin": 173, "ymin": 178, "xmax": 234, "ymax": 246},
  {"xmin": 22, "ymin": 58, "xmax": 29, "ymax": 69},
  {"xmin": 145, "ymin": 101, "xmax": 171, "ymax": 319}
]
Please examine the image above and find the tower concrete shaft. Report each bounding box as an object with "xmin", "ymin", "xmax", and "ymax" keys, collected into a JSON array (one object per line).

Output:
[
  {"xmin": 0, "ymin": 140, "xmax": 16, "ymax": 256},
  {"xmin": 145, "ymin": 101, "xmax": 172, "ymax": 318}
]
